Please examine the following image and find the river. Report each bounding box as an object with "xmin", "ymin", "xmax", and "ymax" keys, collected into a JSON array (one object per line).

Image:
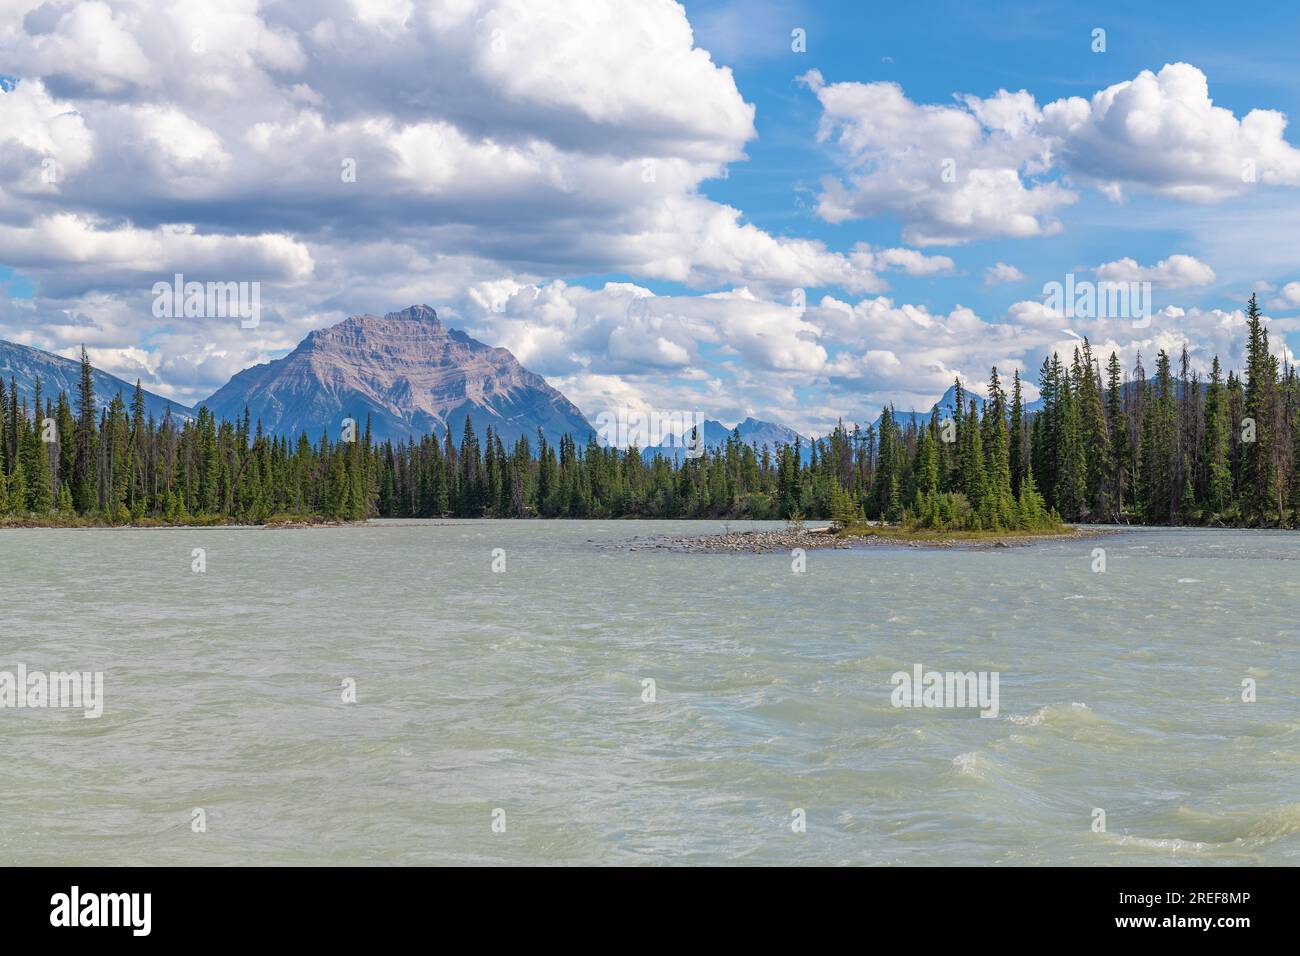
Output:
[{"xmin": 2, "ymin": 520, "xmax": 1297, "ymax": 865}]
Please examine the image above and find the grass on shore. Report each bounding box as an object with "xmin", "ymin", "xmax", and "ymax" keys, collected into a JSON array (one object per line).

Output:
[{"xmin": 831, "ymin": 521, "xmax": 1077, "ymax": 542}]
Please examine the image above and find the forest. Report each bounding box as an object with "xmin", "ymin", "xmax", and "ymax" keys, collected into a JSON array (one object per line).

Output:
[{"xmin": 1, "ymin": 295, "xmax": 1297, "ymax": 530}]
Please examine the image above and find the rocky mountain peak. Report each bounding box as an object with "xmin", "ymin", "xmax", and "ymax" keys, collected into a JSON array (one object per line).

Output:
[
  {"xmin": 384, "ymin": 304, "xmax": 442, "ymax": 326},
  {"xmin": 200, "ymin": 305, "xmax": 592, "ymax": 445}
]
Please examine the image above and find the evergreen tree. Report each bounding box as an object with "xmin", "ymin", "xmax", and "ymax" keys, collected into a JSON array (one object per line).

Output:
[
  {"xmin": 982, "ymin": 369, "xmax": 1014, "ymax": 528},
  {"xmin": 1008, "ymin": 369, "xmax": 1025, "ymax": 497},
  {"xmin": 1202, "ymin": 356, "xmax": 1232, "ymax": 516},
  {"xmin": 73, "ymin": 346, "xmax": 97, "ymax": 513},
  {"xmin": 1241, "ymin": 293, "xmax": 1277, "ymax": 522},
  {"xmin": 1077, "ymin": 339, "xmax": 1109, "ymax": 517},
  {"xmin": 1104, "ymin": 352, "xmax": 1129, "ymax": 520},
  {"xmin": 1137, "ymin": 352, "xmax": 1177, "ymax": 522}
]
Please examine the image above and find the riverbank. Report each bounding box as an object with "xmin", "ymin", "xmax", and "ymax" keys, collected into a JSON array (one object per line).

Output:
[
  {"xmin": 0, "ymin": 514, "xmax": 357, "ymax": 530},
  {"xmin": 637, "ymin": 523, "xmax": 1117, "ymax": 554}
]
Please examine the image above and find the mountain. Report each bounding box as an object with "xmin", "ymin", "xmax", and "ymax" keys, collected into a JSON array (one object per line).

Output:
[
  {"xmin": 637, "ymin": 416, "xmax": 812, "ymax": 462},
  {"xmin": 871, "ymin": 383, "xmax": 976, "ymax": 433},
  {"xmin": 873, "ymin": 382, "xmax": 1048, "ymax": 433},
  {"xmin": 199, "ymin": 305, "xmax": 593, "ymax": 445},
  {"xmin": 0, "ymin": 339, "xmax": 191, "ymax": 421},
  {"xmin": 729, "ymin": 417, "xmax": 809, "ymax": 453}
]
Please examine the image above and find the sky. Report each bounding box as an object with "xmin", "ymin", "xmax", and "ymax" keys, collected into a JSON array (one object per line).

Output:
[{"xmin": 2, "ymin": 0, "xmax": 1300, "ymax": 435}]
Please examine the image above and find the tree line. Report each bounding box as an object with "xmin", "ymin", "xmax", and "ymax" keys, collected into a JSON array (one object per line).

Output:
[{"xmin": 1, "ymin": 295, "xmax": 1296, "ymax": 528}]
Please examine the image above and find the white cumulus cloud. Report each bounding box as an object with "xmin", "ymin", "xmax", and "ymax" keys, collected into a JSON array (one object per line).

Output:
[{"xmin": 1093, "ymin": 254, "xmax": 1216, "ymax": 288}]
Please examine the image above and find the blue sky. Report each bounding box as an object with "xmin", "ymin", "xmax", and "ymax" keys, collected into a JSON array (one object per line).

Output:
[
  {"xmin": 681, "ymin": 0, "xmax": 1300, "ymax": 317},
  {"xmin": 2, "ymin": 0, "xmax": 1299, "ymax": 433}
]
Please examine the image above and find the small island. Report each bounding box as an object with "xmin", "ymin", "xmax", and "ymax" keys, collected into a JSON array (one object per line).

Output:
[{"xmin": 638, "ymin": 513, "xmax": 1110, "ymax": 555}]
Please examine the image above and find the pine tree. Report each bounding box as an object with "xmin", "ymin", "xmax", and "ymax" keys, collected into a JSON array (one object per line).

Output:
[
  {"xmin": 829, "ymin": 481, "xmax": 859, "ymax": 529},
  {"xmin": 57, "ymin": 481, "xmax": 75, "ymax": 516},
  {"xmin": 1077, "ymin": 339, "xmax": 1109, "ymax": 517},
  {"xmin": 1202, "ymin": 356, "xmax": 1231, "ymax": 517},
  {"xmin": 20, "ymin": 382, "xmax": 54, "ymax": 514},
  {"xmin": 1104, "ymin": 352, "xmax": 1129, "ymax": 520},
  {"xmin": 1033, "ymin": 356, "xmax": 1058, "ymax": 509},
  {"xmin": 1008, "ymin": 369, "xmax": 1025, "ymax": 497},
  {"xmin": 1179, "ymin": 468, "xmax": 1196, "ymax": 523},
  {"xmin": 886, "ymin": 473, "xmax": 902, "ymax": 523},
  {"xmin": 1053, "ymin": 360, "xmax": 1086, "ymax": 520},
  {"xmin": 1137, "ymin": 352, "xmax": 1177, "ymax": 522},
  {"xmin": 982, "ymin": 369, "xmax": 1014, "ymax": 528},
  {"xmin": 1241, "ymin": 293, "xmax": 1277, "ymax": 523},
  {"xmin": 73, "ymin": 346, "xmax": 97, "ymax": 513},
  {"xmin": 1017, "ymin": 464, "xmax": 1048, "ymax": 528},
  {"xmin": 914, "ymin": 422, "xmax": 938, "ymax": 497}
]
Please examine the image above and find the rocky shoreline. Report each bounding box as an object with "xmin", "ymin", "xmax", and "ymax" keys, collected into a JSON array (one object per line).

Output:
[{"xmin": 630, "ymin": 525, "xmax": 1117, "ymax": 554}]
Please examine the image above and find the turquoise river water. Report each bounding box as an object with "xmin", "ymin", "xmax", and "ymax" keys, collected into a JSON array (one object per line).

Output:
[{"xmin": 2, "ymin": 520, "xmax": 1297, "ymax": 865}]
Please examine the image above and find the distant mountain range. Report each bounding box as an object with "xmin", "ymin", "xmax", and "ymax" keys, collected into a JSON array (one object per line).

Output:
[
  {"xmin": 637, "ymin": 416, "xmax": 813, "ymax": 463},
  {"xmin": 876, "ymin": 382, "xmax": 1047, "ymax": 433},
  {"xmin": 0, "ymin": 340, "xmax": 190, "ymax": 421},
  {"xmin": 0, "ymin": 308, "xmax": 1052, "ymax": 452}
]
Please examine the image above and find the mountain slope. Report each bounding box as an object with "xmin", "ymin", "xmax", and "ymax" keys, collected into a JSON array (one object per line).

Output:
[
  {"xmin": 199, "ymin": 305, "xmax": 593, "ymax": 445},
  {"xmin": 729, "ymin": 417, "xmax": 809, "ymax": 452},
  {"xmin": 0, "ymin": 340, "xmax": 191, "ymax": 421}
]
